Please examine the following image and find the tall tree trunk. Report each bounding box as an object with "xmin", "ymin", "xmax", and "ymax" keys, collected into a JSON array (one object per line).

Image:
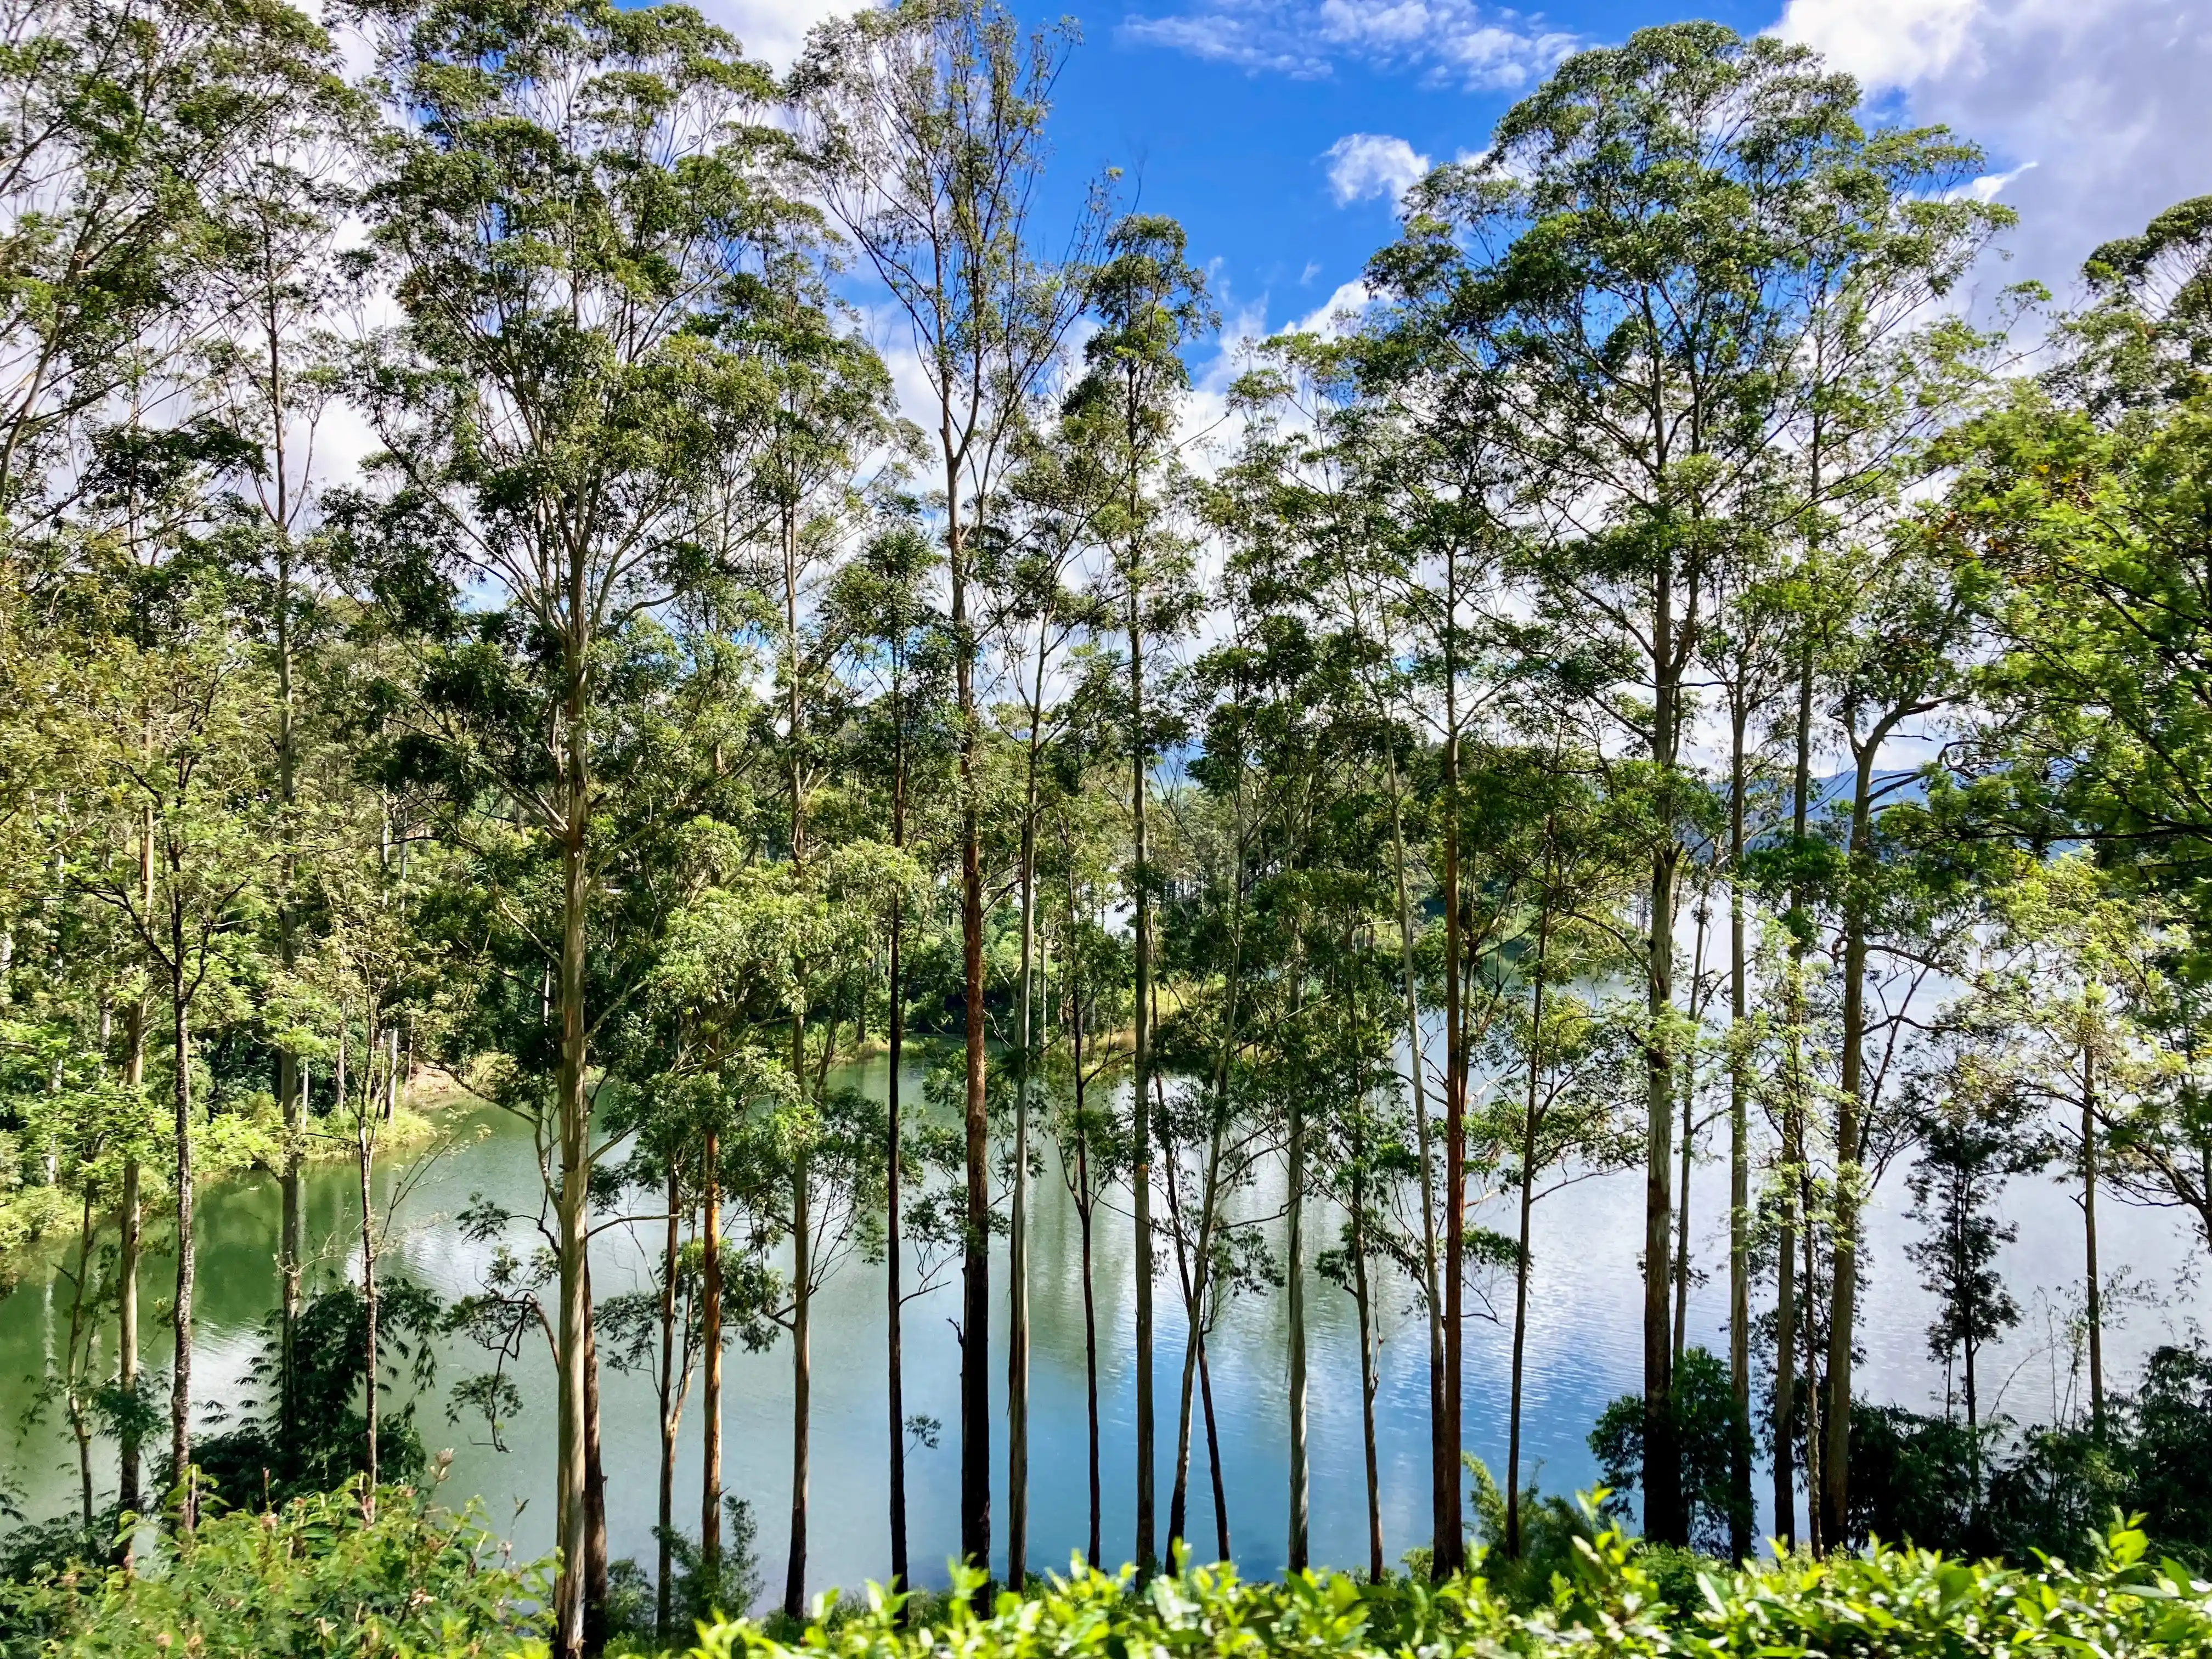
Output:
[
  {"xmin": 1643, "ymin": 555, "xmax": 1681, "ymax": 1548},
  {"xmin": 1726, "ymin": 703, "xmax": 1752, "ymax": 1562},
  {"xmin": 1773, "ymin": 648, "xmax": 1814, "ymax": 1552},
  {"xmin": 554, "ymin": 632, "xmax": 594, "ymax": 1659},
  {"xmin": 1507, "ymin": 896, "xmax": 1548, "ymax": 1560},
  {"xmin": 168, "ymin": 947, "xmax": 194, "ymax": 1533},
  {"xmin": 2083, "ymin": 1042, "xmax": 2105, "ymax": 1438},
  {"xmin": 887, "ymin": 697, "xmax": 910, "ymax": 1594},
  {"xmin": 1198, "ymin": 1317, "xmax": 1229, "ymax": 1562},
  {"xmin": 69, "ymin": 1184, "xmax": 97, "ymax": 1531},
  {"xmin": 1821, "ymin": 740, "xmax": 1881, "ymax": 1547},
  {"xmin": 583, "ymin": 1257, "xmax": 609, "ymax": 1654},
  {"xmin": 1675, "ymin": 1070, "xmax": 1693, "ymax": 1362},
  {"xmin": 658, "ymin": 1167, "xmax": 681, "ymax": 1641},
  {"xmin": 1166, "ymin": 1110, "xmax": 1223, "ymax": 1557},
  {"xmin": 1008, "ymin": 716, "xmax": 1041, "ymax": 1588},
  {"xmin": 1799, "ymin": 1192, "xmax": 1824, "ymax": 1555},
  {"xmin": 1436, "ymin": 561, "xmax": 1466, "ymax": 1578},
  {"xmin": 785, "ymin": 1139, "xmax": 812, "ymax": 1621},
  {"xmin": 1285, "ymin": 1086, "xmax": 1309, "ymax": 1573},
  {"xmin": 359, "ymin": 1106, "xmax": 379, "ymax": 1503},
  {"xmin": 117, "ymin": 986, "xmax": 144, "ymax": 1534},
  {"xmin": 949, "ymin": 475, "xmax": 991, "ymax": 1582},
  {"xmin": 1072, "ymin": 956, "xmax": 1103, "ymax": 1566},
  {"xmin": 701, "ymin": 1128, "xmax": 723, "ymax": 1570},
  {"xmin": 1130, "ymin": 601, "xmax": 1157, "ymax": 1578},
  {"xmin": 1385, "ymin": 752, "xmax": 1447, "ymax": 1572},
  {"xmin": 1353, "ymin": 1189, "xmax": 1383, "ymax": 1584},
  {"xmin": 885, "ymin": 897, "xmax": 909, "ymax": 1593},
  {"xmin": 276, "ymin": 536, "xmax": 303, "ymax": 1447}
]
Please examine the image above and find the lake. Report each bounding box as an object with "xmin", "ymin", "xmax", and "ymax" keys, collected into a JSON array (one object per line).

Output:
[{"xmin": 0, "ymin": 1048, "xmax": 2198, "ymax": 1598}]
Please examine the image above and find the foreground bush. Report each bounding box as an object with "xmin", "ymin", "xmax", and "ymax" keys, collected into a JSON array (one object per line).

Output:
[
  {"xmin": 9, "ymin": 1493, "xmax": 2212, "ymax": 1658},
  {"xmin": 698, "ymin": 1516, "xmax": 2212, "ymax": 1659},
  {"xmin": 0, "ymin": 1482, "xmax": 546, "ymax": 1659}
]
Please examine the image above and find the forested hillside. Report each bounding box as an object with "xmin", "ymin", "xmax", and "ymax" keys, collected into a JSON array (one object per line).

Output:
[{"xmin": 4, "ymin": 2, "xmax": 2212, "ymax": 1656}]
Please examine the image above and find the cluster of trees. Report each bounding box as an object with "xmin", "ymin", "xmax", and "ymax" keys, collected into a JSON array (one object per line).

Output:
[{"xmin": 7, "ymin": 0, "xmax": 2212, "ymax": 1654}]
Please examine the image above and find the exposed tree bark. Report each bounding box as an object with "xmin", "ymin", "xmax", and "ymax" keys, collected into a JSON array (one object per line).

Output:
[
  {"xmin": 1352, "ymin": 1174, "xmax": 1384, "ymax": 1584},
  {"xmin": 1643, "ymin": 550, "xmax": 1683, "ymax": 1549},
  {"xmin": 701, "ymin": 1123, "xmax": 723, "ymax": 1573},
  {"xmin": 783, "ymin": 1130, "xmax": 811, "ymax": 1621},
  {"xmin": 167, "ymin": 924, "xmax": 194, "ymax": 1533},
  {"xmin": 1774, "ymin": 647, "xmax": 1814, "ymax": 1552},
  {"xmin": 885, "ymin": 891, "xmax": 909, "ymax": 1592},
  {"xmin": 1506, "ymin": 896, "xmax": 1549, "ymax": 1561},
  {"xmin": 545, "ymin": 599, "xmax": 601, "ymax": 1659},
  {"xmin": 583, "ymin": 1257, "xmax": 609, "ymax": 1655},
  {"xmin": 1384, "ymin": 748, "xmax": 1447, "ymax": 1573},
  {"xmin": 358, "ymin": 1057, "xmax": 380, "ymax": 1503},
  {"xmin": 2084, "ymin": 1041, "xmax": 2106, "ymax": 1437},
  {"xmin": 1007, "ymin": 626, "xmax": 1048, "ymax": 1589},
  {"xmin": 1727, "ymin": 701, "xmax": 1753, "ymax": 1562},
  {"xmin": 1286, "ymin": 1071, "xmax": 1310, "ymax": 1572},
  {"xmin": 657, "ymin": 1166, "xmax": 681, "ymax": 1641},
  {"xmin": 1436, "ymin": 544, "xmax": 1466, "ymax": 1578},
  {"xmin": 117, "ymin": 975, "xmax": 145, "ymax": 1535},
  {"xmin": 1130, "ymin": 581, "xmax": 1157, "ymax": 1579}
]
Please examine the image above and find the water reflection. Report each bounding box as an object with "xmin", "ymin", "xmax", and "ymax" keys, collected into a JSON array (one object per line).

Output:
[{"xmin": 0, "ymin": 1051, "xmax": 2196, "ymax": 1595}]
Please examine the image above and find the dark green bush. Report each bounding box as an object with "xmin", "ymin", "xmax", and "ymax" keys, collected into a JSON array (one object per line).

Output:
[
  {"xmin": 185, "ymin": 1282, "xmax": 445, "ymax": 1514},
  {"xmin": 1591, "ymin": 1345, "xmax": 1752, "ymax": 1555}
]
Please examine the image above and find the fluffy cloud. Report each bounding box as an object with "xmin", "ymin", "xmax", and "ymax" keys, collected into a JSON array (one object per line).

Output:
[
  {"xmin": 1324, "ymin": 133, "xmax": 1431, "ymax": 206},
  {"xmin": 1121, "ymin": 0, "xmax": 1577, "ymax": 90},
  {"xmin": 1775, "ymin": 0, "xmax": 2212, "ymax": 298},
  {"xmin": 698, "ymin": 0, "xmax": 867, "ymax": 70}
]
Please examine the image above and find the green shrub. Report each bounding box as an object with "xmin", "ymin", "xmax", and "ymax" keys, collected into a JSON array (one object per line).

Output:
[
  {"xmin": 687, "ymin": 1515, "xmax": 2212, "ymax": 1659},
  {"xmin": 0, "ymin": 1480, "xmax": 548, "ymax": 1659}
]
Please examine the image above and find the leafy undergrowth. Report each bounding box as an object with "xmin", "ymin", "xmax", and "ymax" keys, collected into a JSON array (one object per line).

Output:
[
  {"xmin": 703, "ymin": 1518, "xmax": 2212, "ymax": 1659},
  {"xmin": 0, "ymin": 1482, "xmax": 547, "ymax": 1659},
  {"xmin": 9, "ymin": 1488, "xmax": 2212, "ymax": 1659}
]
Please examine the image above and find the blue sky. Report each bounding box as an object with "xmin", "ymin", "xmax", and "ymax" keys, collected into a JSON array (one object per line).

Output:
[{"xmin": 729, "ymin": 0, "xmax": 2212, "ymax": 356}]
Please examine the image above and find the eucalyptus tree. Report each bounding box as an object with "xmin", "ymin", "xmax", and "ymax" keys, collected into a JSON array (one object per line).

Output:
[
  {"xmin": 1938, "ymin": 213, "xmax": 2212, "ymax": 1289},
  {"xmin": 1307, "ymin": 916, "xmax": 1416, "ymax": 1585},
  {"xmin": 1037, "ymin": 740, "xmax": 1131, "ymax": 1570},
  {"xmin": 198, "ymin": 68, "xmax": 364, "ymax": 1442},
  {"xmin": 0, "ymin": 0, "xmax": 328, "ymax": 534},
  {"xmin": 983, "ymin": 445, "xmax": 1107, "ymax": 1588},
  {"xmin": 1813, "ymin": 537, "xmax": 1979, "ymax": 1540},
  {"xmin": 1346, "ymin": 304, "xmax": 1531, "ymax": 1578},
  {"xmin": 1465, "ymin": 743, "xmax": 1640, "ymax": 1559},
  {"xmin": 1374, "ymin": 22, "xmax": 2002, "ymax": 1541},
  {"xmin": 1151, "ymin": 636, "xmax": 1271, "ymax": 1568},
  {"xmin": 64, "ymin": 555, "xmax": 275, "ymax": 1532},
  {"xmin": 1051, "ymin": 211, "xmax": 1213, "ymax": 1572},
  {"xmin": 335, "ymin": 5, "xmax": 805, "ymax": 1645},
  {"xmin": 1694, "ymin": 544, "xmax": 1797, "ymax": 1555},
  {"xmin": 823, "ymin": 523, "xmax": 952, "ymax": 1587},
  {"xmin": 794, "ymin": 2, "xmax": 1099, "ymax": 1571},
  {"xmin": 1969, "ymin": 855, "xmax": 2181, "ymax": 1435}
]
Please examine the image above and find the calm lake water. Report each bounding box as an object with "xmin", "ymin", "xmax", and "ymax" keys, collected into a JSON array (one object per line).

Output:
[{"xmin": 1, "ymin": 1049, "xmax": 2198, "ymax": 1598}]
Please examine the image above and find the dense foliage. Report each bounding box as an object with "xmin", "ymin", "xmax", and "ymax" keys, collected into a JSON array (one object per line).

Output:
[
  {"xmin": 4, "ymin": 0, "xmax": 2212, "ymax": 1654},
  {"xmin": 0, "ymin": 1483, "xmax": 546, "ymax": 1659}
]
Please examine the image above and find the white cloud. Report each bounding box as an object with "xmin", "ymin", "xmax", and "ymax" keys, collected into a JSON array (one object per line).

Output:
[
  {"xmin": 1289, "ymin": 276, "xmax": 1375, "ymax": 338},
  {"xmin": 1324, "ymin": 133, "xmax": 1431, "ymax": 206},
  {"xmin": 1955, "ymin": 160, "xmax": 2038, "ymax": 204},
  {"xmin": 1121, "ymin": 0, "xmax": 1578, "ymax": 90},
  {"xmin": 698, "ymin": 0, "xmax": 868, "ymax": 71},
  {"xmin": 1775, "ymin": 0, "xmax": 2212, "ymax": 298}
]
